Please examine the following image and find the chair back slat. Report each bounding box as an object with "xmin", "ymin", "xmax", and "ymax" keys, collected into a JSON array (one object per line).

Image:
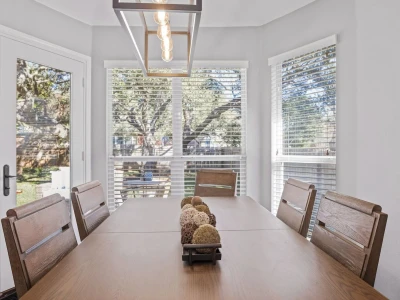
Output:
[
  {"xmin": 281, "ymin": 179, "xmax": 313, "ymax": 210},
  {"xmin": 71, "ymin": 180, "xmax": 110, "ymax": 241},
  {"xmin": 24, "ymin": 226, "xmax": 77, "ymax": 286},
  {"xmin": 13, "ymin": 200, "xmax": 71, "ymax": 252},
  {"xmin": 312, "ymin": 223, "xmax": 366, "ymax": 276},
  {"xmin": 311, "ymin": 191, "xmax": 388, "ymax": 286},
  {"xmin": 324, "ymin": 191, "xmax": 381, "ymax": 214},
  {"xmin": 1, "ymin": 194, "xmax": 77, "ymax": 298},
  {"xmin": 194, "ymin": 169, "xmax": 237, "ymax": 197},
  {"xmin": 276, "ymin": 201, "xmax": 304, "ymax": 233},
  {"xmin": 85, "ymin": 205, "xmax": 111, "ymax": 234},
  {"xmin": 73, "ymin": 180, "xmax": 107, "ymax": 215},
  {"xmin": 10, "ymin": 193, "xmax": 63, "ymax": 219},
  {"xmin": 317, "ymin": 197, "xmax": 375, "ymax": 247},
  {"xmin": 276, "ymin": 178, "xmax": 316, "ymax": 237}
]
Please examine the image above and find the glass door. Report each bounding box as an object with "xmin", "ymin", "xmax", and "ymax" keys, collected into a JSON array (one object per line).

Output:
[{"xmin": 0, "ymin": 37, "xmax": 86, "ymax": 291}]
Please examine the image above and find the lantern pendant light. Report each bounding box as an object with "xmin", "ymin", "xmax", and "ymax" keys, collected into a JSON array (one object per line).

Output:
[{"xmin": 113, "ymin": 0, "xmax": 202, "ymax": 77}]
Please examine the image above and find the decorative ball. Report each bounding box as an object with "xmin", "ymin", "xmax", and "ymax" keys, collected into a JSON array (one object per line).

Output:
[
  {"xmin": 191, "ymin": 196, "xmax": 203, "ymax": 206},
  {"xmin": 180, "ymin": 208, "xmax": 197, "ymax": 227},
  {"xmin": 208, "ymin": 214, "xmax": 217, "ymax": 227},
  {"xmin": 192, "ymin": 224, "xmax": 221, "ymax": 254},
  {"xmin": 182, "ymin": 204, "xmax": 194, "ymax": 211},
  {"xmin": 181, "ymin": 196, "xmax": 193, "ymax": 208},
  {"xmin": 181, "ymin": 223, "xmax": 198, "ymax": 244},
  {"xmin": 193, "ymin": 212, "xmax": 210, "ymax": 227},
  {"xmin": 195, "ymin": 204, "xmax": 211, "ymax": 215}
]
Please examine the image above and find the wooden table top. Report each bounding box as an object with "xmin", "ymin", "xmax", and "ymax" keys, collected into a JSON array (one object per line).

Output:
[
  {"xmin": 21, "ymin": 196, "xmax": 387, "ymax": 300},
  {"xmin": 94, "ymin": 196, "xmax": 288, "ymax": 233}
]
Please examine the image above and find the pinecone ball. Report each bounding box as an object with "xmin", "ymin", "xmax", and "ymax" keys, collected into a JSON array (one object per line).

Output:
[
  {"xmin": 181, "ymin": 196, "xmax": 193, "ymax": 208},
  {"xmin": 195, "ymin": 204, "xmax": 211, "ymax": 215},
  {"xmin": 180, "ymin": 208, "xmax": 197, "ymax": 227},
  {"xmin": 192, "ymin": 224, "xmax": 221, "ymax": 254},
  {"xmin": 182, "ymin": 204, "xmax": 194, "ymax": 211},
  {"xmin": 191, "ymin": 196, "xmax": 203, "ymax": 207},
  {"xmin": 193, "ymin": 212, "xmax": 210, "ymax": 227},
  {"xmin": 208, "ymin": 214, "xmax": 217, "ymax": 227},
  {"xmin": 181, "ymin": 223, "xmax": 198, "ymax": 244}
]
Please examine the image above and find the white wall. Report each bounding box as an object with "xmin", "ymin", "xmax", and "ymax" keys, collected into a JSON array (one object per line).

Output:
[
  {"xmin": 355, "ymin": 0, "xmax": 400, "ymax": 298},
  {"xmin": 0, "ymin": 0, "xmax": 92, "ymax": 56},
  {"xmin": 91, "ymin": 26, "xmax": 263, "ymax": 203}
]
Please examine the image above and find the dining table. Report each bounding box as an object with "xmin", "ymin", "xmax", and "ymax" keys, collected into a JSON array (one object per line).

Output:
[{"xmin": 21, "ymin": 196, "xmax": 387, "ymax": 300}]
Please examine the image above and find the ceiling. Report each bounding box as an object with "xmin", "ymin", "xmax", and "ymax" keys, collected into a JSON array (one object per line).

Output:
[{"xmin": 35, "ymin": 0, "xmax": 316, "ymax": 27}]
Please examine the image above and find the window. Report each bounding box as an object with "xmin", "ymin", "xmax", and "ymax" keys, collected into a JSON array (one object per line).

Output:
[
  {"xmin": 107, "ymin": 64, "xmax": 247, "ymax": 210},
  {"xmin": 269, "ymin": 36, "xmax": 337, "ymax": 236}
]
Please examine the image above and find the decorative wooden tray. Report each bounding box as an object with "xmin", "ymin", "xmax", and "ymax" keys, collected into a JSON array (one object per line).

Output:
[{"xmin": 182, "ymin": 243, "xmax": 222, "ymax": 265}]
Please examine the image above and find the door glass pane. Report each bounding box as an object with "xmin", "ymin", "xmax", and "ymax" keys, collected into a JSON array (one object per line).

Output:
[{"xmin": 16, "ymin": 59, "xmax": 71, "ymax": 206}]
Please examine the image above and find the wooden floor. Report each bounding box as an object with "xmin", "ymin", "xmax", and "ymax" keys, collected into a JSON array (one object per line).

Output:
[{"xmin": 21, "ymin": 196, "xmax": 387, "ymax": 300}]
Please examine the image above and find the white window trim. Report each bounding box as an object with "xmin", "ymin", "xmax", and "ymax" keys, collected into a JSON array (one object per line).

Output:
[
  {"xmin": 269, "ymin": 37, "xmax": 337, "ymax": 216},
  {"xmin": 268, "ymin": 35, "xmax": 337, "ymax": 66},
  {"xmin": 105, "ymin": 61, "xmax": 248, "ymax": 209}
]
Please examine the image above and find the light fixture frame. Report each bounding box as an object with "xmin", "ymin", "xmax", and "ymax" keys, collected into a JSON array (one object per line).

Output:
[{"xmin": 113, "ymin": 0, "xmax": 202, "ymax": 77}]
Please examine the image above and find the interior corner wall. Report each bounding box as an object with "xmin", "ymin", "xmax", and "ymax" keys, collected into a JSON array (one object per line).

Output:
[
  {"xmin": 259, "ymin": 0, "xmax": 358, "ymax": 210},
  {"xmin": 355, "ymin": 0, "xmax": 400, "ymax": 298},
  {"xmin": 0, "ymin": 0, "xmax": 92, "ymax": 56},
  {"xmin": 259, "ymin": 0, "xmax": 399, "ymax": 298},
  {"xmin": 91, "ymin": 26, "xmax": 263, "ymax": 203}
]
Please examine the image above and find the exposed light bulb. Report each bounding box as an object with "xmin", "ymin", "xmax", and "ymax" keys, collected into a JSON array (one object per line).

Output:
[
  {"xmin": 157, "ymin": 24, "xmax": 171, "ymax": 40},
  {"xmin": 153, "ymin": 0, "xmax": 168, "ymax": 3},
  {"xmin": 162, "ymin": 50, "xmax": 173, "ymax": 62},
  {"xmin": 161, "ymin": 37, "xmax": 173, "ymax": 51},
  {"xmin": 154, "ymin": 11, "xmax": 169, "ymax": 26}
]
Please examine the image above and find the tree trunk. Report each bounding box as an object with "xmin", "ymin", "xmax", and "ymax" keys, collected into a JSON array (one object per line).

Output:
[{"xmin": 182, "ymin": 98, "xmax": 241, "ymax": 152}]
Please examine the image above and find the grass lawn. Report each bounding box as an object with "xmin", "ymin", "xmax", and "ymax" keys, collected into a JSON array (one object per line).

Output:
[{"xmin": 16, "ymin": 182, "xmax": 38, "ymax": 206}]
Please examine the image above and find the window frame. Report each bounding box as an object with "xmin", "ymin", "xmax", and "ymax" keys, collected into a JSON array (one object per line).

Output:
[
  {"xmin": 105, "ymin": 60, "xmax": 248, "ymax": 210},
  {"xmin": 269, "ymin": 36, "xmax": 337, "ymax": 229}
]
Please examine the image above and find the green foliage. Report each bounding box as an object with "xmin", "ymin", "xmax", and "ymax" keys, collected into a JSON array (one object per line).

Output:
[
  {"xmin": 16, "ymin": 59, "xmax": 71, "ymax": 177},
  {"xmin": 281, "ymin": 46, "xmax": 336, "ymax": 155},
  {"xmin": 18, "ymin": 166, "xmax": 59, "ymax": 183},
  {"xmin": 112, "ymin": 69, "xmax": 172, "ymax": 156},
  {"xmin": 111, "ymin": 68, "xmax": 243, "ymax": 157},
  {"xmin": 182, "ymin": 69, "xmax": 242, "ymax": 152},
  {"xmin": 17, "ymin": 59, "xmax": 70, "ymax": 128}
]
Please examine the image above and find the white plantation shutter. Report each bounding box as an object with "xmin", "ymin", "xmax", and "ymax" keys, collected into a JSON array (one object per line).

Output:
[
  {"xmin": 270, "ymin": 37, "xmax": 337, "ymax": 236},
  {"xmin": 107, "ymin": 65, "xmax": 247, "ymax": 210}
]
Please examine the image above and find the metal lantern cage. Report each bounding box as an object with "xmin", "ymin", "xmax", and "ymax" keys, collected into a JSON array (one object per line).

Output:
[{"xmin": 113, "ymin": 0, "xmax": 202, "ymax": 77}]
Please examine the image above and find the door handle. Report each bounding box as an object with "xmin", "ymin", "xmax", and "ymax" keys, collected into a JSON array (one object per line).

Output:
[{"xmin": 3, "ymin": 165, "xmax": 16, "ymax": 196}]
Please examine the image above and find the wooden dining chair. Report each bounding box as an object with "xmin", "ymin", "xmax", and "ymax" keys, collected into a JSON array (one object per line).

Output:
[
  {"xmin": 194, "ymin": 169, "xmax": 237, "ymax": 197},
  {"xmin": 71, "ymin": 180, "xmax": 110, "ymax": 241},
  {"xmin": 276, "ymin": 178, "xmax": 317, "ymax": 237},
  {"xmin": 1, "ymin": 194, "xmax": 77, "ymax": 298},
  {"xmin": 311, "ymin": 191, "xmax": 388, "ymax": 286}
]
